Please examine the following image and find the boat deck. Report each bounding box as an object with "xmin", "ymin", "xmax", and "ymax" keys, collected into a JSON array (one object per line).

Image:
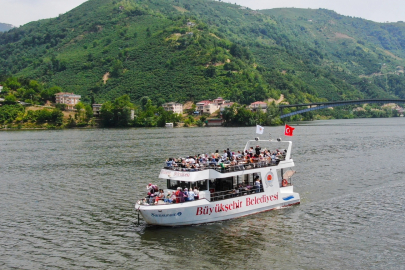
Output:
[{"xmin": 164, "ymin": 158, "xmax": 284, "ymax": 173}]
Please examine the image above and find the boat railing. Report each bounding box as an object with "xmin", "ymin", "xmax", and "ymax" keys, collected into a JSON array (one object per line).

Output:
[
  {"xmin": 136, "ymin": 196, "xmax": 208, "ymax": 206},
  {"xmin": 136, "ymin": 186, "xmax": 265, "ymax": 206},
  {"xmin": 164, "ymin": 158, "xmax": 284, "ymax": 173}
]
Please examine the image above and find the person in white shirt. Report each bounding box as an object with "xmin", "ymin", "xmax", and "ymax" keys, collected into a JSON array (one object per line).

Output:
[
  {"xmin": 222, "ymin": 150, "xmax": 228, "ymax": 160},
  {"xmin": 193, "ymin": 187, "xmax": 199, "ymax": 200},
  {"xmin": 188, "ymin": 189, "xmax": 195, "ymax": 201}
]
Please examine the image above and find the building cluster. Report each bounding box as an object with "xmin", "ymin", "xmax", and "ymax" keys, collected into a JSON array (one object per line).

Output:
[
  {"xmin": 162, "ymin": 97, "xmax": 268, "ymax": 115},
  {"xmin": 196, "ymin": 97, "xmax": 234, "ymax": 115},
  {"xmin": 53, "ymin": 92, "xmax": 269, "ymax": 122}
]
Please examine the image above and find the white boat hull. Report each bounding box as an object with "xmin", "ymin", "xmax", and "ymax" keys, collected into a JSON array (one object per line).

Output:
[{"xmin": 135, "ymin": 188, "xmax": 300, "ymax": 226}]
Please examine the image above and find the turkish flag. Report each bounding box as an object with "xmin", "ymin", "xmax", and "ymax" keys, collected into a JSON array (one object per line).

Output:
[{"xmin": 284, "ymin": 124, "xmax": 295, "ymax": 136}]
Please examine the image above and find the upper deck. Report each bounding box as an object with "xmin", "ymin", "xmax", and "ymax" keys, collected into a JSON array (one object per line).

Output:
[{"xmin": 160, "ymin": 139, "xmax": 294, "ymax": 182}]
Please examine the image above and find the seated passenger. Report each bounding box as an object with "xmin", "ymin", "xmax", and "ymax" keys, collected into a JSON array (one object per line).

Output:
[
  {"xmin": 155, "ymin": 189, "xmax": 165, "ymax": 204},
  {"xmin": 208, "ymin": 157, "xmax": 217, "ymax": 166},
  {"xmin": 164, "ymin": 191, "xmax": 173, "ymax": 203},
  {"xmin": 230, "ymin": 158, "xmax": 237, "ymax": 166},
  {"xmin": 166, "ymin": 158, "xmax": 173, "ymax": 167},
  {"xmin": 193, "ymin": 187, "xmax": 199, "ymax": 200}
]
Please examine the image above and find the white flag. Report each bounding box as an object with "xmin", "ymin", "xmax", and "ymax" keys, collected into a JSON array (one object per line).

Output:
[{"xmin": 256, "ymin": 125, "xmax": 264, "ymax": 134}]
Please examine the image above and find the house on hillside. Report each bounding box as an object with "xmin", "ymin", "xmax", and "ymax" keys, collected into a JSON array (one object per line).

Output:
[
  {"xmin": 249, "ymin": 101, "xmax": 267, "ymax": 112},
  {"xmin": 55, "ymin": 92, "xmax": 81, "ymax": 110},
  {"xmin": 162, "ymin": 102, "xmax": 183, "ymax": 114},
  {"xmin": 92, "ymin": 104, "xmax": 103, "ymax": 116},
  {"xmin": 220, "ymin": 101, "xmax": 235, "ymax": 112},
  {"xmin": 196, "ymin": 100, "xmax": 221, "ymax": 115},
  {"xmin": 196, "ymin": 97, "xmax": 230, "ymax": 115},
  {"xmin": 212, "ymin": 97, "xmax": 225, "ymax": 106},
  {"xmin": 196, "ymin": 100, "xmax": 210, "ymax": 114}
]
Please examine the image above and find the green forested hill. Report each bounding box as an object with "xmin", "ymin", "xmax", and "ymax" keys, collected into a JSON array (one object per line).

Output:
[
  {"xmin": 0, "ymin": 23, "xmax": 14, "ymax": 32},
  {"xmin": 1, "ymin": 0, "xmax": 405, "ymax": 105}
]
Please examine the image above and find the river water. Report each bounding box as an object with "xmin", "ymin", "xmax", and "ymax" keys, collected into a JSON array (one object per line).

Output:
[{"xmin": 1, "ymin": 118, "xmax": 404, "ymax": 269}]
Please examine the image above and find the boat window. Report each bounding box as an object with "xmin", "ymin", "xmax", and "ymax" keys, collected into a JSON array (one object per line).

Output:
[
  {"xmin": 209, "ymin": 173, "xmax": 265, "ymax": 202},
  {"xmin": 167, "ymin": 179, "xmax": 208, "ymax": 191},
  {"xmin": 167, "ymin": 180, "xmax": 182, "ymax": 190},
  {"xmin": 278, "ymin": 167, "xmax": 295, "ymax": 185},
  {"xmin": 195, "ymin": 180, "xmax": 208, "ymax": 191},
  {"xmin": 209, "ymin": 177, "xmax": 234, "ymax": 193},
  {"xmin": 240, "ymin": 173, "xmax": 260, "ymax": 187}
]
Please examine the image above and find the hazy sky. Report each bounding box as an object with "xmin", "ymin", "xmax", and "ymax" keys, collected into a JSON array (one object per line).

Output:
[{"xmin": 1, "ymin": 0, "xmax": 404, "ymax": 27}]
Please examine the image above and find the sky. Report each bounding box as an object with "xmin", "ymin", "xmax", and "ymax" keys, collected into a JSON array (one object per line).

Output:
[{"xmin": 0, "ymin": 0, "xmax": 404, "ymax": 27}]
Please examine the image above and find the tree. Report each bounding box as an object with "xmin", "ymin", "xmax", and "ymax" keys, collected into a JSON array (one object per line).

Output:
[
  {"xmin": 100, "ymin": 101, "xmax": 114, "ymax": 126},
  {"xmin": 205, "ymin": 66, "xmax": 216, "ymax": 77},
  {"xmin": 85, "ymin": 104, "xmax": 93, "ymax": 120},
  {"xmin": 100, "ymin": 95, "xmax": 134, "ymax": 127},
  {"xmin": 110, "ymin": 60, "xmax": 123, "ymax": 77},
  {"xmin": 4, "ymin": 94, "xmax": 17, "ymax": 104},
  {"xmin": 140, "ymin": 96, "xmax": 150, "ymax": 109},
  {"xmin": 40, "ymin": 86, "xmax": 61, "ymax": 102},
  {"xmin": 5, "ymin": 77, "xmax": 20, "ymax": 90},
  {"xmin": 75, "ymin": 102, "xmax": 85, "ymax": 121}
]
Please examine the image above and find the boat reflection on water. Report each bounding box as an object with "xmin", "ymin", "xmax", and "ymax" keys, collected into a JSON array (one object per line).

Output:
[{"xmin": 136, "ymin": 206, "xmax": 299, "ymax": 268}]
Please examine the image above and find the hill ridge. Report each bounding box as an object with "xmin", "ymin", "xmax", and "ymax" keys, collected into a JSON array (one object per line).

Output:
[{"xmin": 0, "ymin": 0, "xmax": 405, "ymax": 105}]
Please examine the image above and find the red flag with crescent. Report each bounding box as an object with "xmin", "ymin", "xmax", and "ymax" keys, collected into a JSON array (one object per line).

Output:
[{"xmin": 284, "ymin": 124, "xmax": 295, "ymax": 136}]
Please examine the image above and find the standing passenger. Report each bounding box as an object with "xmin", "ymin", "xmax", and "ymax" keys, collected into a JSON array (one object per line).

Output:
[
  {"xmin": 188, "ymin": 188, "xmax": 195, "ymax": 201},
  {"xmin": 255, "ymin": 145, "xmax": 261, "ymax": 156},
  {"xmin": 175, "ymin": 187, "xmax": 182, "ymax": 203},
  {"xmin": 184, "ymin": 188, "xmax": 189, "ymax": 201},
  {"xmin": 179, "ymin": 188, "xmax": 185, "ymax": 203},
  {"xmin": 254, "ymin": 176, "xmax": 261, "ymax": 193}
]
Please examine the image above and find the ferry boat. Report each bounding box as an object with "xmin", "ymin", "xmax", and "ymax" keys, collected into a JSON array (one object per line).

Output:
[{"xmin": 135, "ymin": 138, "xmax": 300, "ymax": 226}]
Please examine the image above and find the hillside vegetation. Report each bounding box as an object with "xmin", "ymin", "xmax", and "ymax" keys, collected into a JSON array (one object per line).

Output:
[{"xmin": 1, "ymin": 0, "xmax": 405, "ymax": 107}]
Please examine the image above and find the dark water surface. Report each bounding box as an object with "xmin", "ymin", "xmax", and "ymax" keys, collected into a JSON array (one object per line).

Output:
[{"xmin": 1, "ymin": 118, "xmax": 405, "ymax": 269}]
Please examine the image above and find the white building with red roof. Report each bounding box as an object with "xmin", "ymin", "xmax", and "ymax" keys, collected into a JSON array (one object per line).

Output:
[
  {"xmin": 196, "ymin": 100, "xmax": 219, "ymax": 114},
  {"xmin": 220, "ymin": 101, "xmax": 235, "ymax": 112},
  {"xmin": 196, "ymin": 98, "xmax": 236, "ymax": 114},
  {"xmin": 249, "ymin": 101, "xmax": 268, "ymax": 112}
]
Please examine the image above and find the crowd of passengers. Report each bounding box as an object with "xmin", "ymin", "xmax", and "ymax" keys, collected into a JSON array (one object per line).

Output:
[
  {"xmin": 143, "ymin": 183, "xmax": 200, "ymax": 205},
  {"xmin": 143, "ymin": 176, "xmax": 263, "ymax": 205},
  {"xmin": 165, "ymin": 146, "xmax": 287, "ymax": 171}
]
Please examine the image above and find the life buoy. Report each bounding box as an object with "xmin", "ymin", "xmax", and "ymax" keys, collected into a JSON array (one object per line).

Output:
[{"xmin": 282, "ymin": 179, "xmax": 288, "ymax": 187}]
